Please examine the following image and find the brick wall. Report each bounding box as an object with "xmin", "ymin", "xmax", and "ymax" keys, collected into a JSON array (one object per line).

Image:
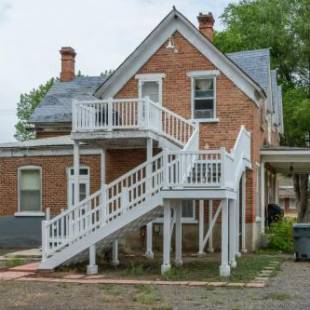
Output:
[
  {"xmin": 116, "ymin": 31, "xmax": 270, "ymax": 223},
  {"xmin": 0, "ymin": 155, "xmax": 101, "ymax": 216}
]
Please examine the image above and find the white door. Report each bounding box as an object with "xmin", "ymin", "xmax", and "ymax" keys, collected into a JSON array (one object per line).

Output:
[
  {"xmin": 139, "ymin": 80, "xmax": 162, "ymax": 130},
  {"xmin": 68, "ymin": 167, "xmax": 90, "ymax": 207}
]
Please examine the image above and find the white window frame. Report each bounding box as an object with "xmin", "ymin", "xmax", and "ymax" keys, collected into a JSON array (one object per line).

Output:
[
  {"xmin": 187, "ymin": 70, "xmax": 220, "ymax": 123},
  {"xmin": 67, "ymin": 166, "xmax": 90, "ymax": 207},
  {"xmin": 15, "ymin": 165, "xmax": 44, "ymax": 217},
  {"xmin": 136, "ymin": 73, "xmax": 165, "ymax": 106}
]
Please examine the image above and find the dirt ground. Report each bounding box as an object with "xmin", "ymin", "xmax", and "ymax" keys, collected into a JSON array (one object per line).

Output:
[{"xmin": 0, "ymin": 259, "xmax": 309, "ymax": 309}]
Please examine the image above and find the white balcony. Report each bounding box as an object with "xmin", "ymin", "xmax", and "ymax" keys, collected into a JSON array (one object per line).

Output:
[{"xmin": 72, "ymin": 98, "xmax": 197, "ymax": 148}]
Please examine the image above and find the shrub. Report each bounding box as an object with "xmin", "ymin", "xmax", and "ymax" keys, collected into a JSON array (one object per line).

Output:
[{"xmin": 266, "ymin": 218, "xmax": 294, "ymax": 253}]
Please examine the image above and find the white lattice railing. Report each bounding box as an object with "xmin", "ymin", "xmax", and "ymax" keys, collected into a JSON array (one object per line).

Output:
[
  {"xmin": 42, "ymin": 152, "xmax": 164, "ymax": 260},
  {"xmin": 72, "ymin": 98, "xmax": 197, "ymax": 147}
]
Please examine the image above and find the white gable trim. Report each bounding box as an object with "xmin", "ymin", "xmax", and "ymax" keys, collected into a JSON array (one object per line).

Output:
[{"xmin": 95, "ymin": 9, "xmax": 265, "ymax": 106}]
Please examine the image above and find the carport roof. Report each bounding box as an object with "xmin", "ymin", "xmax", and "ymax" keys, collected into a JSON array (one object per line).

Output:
[{"xmin": 261, "ymin": 147, "xmax": 310, "ymax": 174}]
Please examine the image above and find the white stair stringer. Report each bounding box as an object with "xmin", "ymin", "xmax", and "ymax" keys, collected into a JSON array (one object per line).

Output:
[{"xmin": 40, "ymin": 194, "xmax": 162, "ymax": 270}]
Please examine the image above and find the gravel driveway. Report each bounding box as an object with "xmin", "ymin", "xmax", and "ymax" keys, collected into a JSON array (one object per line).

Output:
[{"xmin": 0, "ymin": 259, "xmax": 309, "ymax": 309}]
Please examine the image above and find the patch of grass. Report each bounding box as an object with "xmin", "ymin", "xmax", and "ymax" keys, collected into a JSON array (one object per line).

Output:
[
  {"xmin": 133, "ymin": 285, "xmax": 161, "ymax": 305},
  {"xmin": 5, "ymin": 257, "xmax": 26, "ymax": 268},
  {"xmin": 102, "ymin": 285, "xmax": 120, "ymax": 296},
  {"xmin": 264, "ymin": 292, "xmax": 292, "ymax": 301}
]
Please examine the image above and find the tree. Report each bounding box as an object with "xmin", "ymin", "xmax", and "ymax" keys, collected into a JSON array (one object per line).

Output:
[
  {"xmin": 15, "ymin": 78, "xmax": 54, "ymax": 141},
  {"xmin": 214, "ymin": 0, "xmax": 310, "ymax": 222}
]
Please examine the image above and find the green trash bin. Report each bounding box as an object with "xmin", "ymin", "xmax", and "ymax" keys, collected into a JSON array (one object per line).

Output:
[{"xmin": 293, "ymin": 224, "xmax": 310, "ymax": 261}]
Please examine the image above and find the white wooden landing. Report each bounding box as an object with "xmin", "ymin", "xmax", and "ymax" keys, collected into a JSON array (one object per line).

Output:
[{"xmin": 161, "ymin": 188, "xmax": 237, "ymax": 200}]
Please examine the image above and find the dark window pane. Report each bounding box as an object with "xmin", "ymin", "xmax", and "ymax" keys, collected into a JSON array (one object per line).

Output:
[
  {"xmin": 182, "ymin": 200, "xmax": 194, "ymax": 218},
  {"xmin": 194, "ymin": 99, "xmax": 214, "ymax": 119}
]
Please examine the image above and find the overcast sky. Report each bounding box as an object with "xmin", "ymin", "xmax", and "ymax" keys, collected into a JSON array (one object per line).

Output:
[{"xmin": 0, "ymin": 0, "xmax": 237, "ymax": 142}]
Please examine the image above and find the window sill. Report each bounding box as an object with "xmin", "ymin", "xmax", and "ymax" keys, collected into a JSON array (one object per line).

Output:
[
  {"xmin": 192, "ymin": 118, "xmax": 219, "ymax": 123},
  {"xmin": 14, "ymin": 212, "xmax": 45, "ymax": 217}
]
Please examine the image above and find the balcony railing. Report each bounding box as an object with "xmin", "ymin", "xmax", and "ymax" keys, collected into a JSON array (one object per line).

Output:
[{"xmin": 72, "ymin": 98, "xmax": 197, "ymax": 147}]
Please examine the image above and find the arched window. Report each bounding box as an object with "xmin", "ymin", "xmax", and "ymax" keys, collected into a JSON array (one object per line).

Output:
[
  {"xmin": 17, "ymin": 166, "xmax": 42, "ymax": 215},
  {"xmin": 67, "ymin": 166, "xmax": 90, "ymax": 207}
]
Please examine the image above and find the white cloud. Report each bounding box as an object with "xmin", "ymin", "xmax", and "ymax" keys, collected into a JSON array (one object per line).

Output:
[{"xmin": 0, "ymin": 0, "xmax": 236, "ymax": 142}]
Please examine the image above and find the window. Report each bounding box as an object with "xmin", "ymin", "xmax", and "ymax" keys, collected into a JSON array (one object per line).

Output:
[
  {"xmin": 68, "ymin": 167, "xmax": 90, "ymax": 207},
  {"xmin": 193, "ymin": 78, "xmax": 215, "ymax": 119},
  {"xmin": 18, "ymin": 166, "xmax": 42, "ymax": 214},
  {"xmin": 181, "ymin": 200, "xmax": 196, "ymax": 222},
  {"xmin": 188, "ymin": 70, "xmax": 219, "ymax": 121}
]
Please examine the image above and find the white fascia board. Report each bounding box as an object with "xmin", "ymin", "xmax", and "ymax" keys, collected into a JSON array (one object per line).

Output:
[{"xmin": 96, "ymin": 10, "xmax": 265, "ymax": 107}]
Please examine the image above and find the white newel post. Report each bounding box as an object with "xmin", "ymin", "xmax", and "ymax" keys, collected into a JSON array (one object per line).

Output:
[
  {"xmin": 198, "ymin": 200, "xmax": 205, "ymax": 255},
  {"xmin": 229, "ymin": 199, "xmax": 237, "ymax": 268},
  {"xmin": 220, "ymin": 199, "xmax": 230, "ymax": 277},
  {"xmin": 87, "ymin": 244, "xmax": 98, "ymax": 275},
  {"xmin": 108, "ymin": 97, "xmax": 113, "ymax": 131},
  {"xmin": 241, "ymin": 173, "xmax": 247, "ymax": 253},
  {"xmin": 112, "ymin": 239, "xmax": 120, "ymax": 266},
  {"xmin": 175, "ymin": 202, "xmax": 183, "ymax": 266},
  {"xmin": 161, "ymin": 200, "xmax": 171, "ymax": 274},
  {"xmin": 208, "ymin": 200, "xmax": 214, "ymax": 253},
  {"xmin": 145, "ymin": 138, "xmax": 154, "ymax": 259}
]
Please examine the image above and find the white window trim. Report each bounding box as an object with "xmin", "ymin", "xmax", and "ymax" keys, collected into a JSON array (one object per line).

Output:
[
  {"xmin": 17, "ymin": 165, "xmax": 43, "ymax": 216},
  {"xmin": 188, "ymin": 71, "xmax": 219, "ymax": 122},
  {"xmin": 67, "ymin": 166, "xmax": 90, "ymax": 208},
  {"xmin": 136, "ymin": 73, "xmax": 165, "ymax": 106}
]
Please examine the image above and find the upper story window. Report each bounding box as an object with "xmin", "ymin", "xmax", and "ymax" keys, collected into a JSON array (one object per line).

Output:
[
  {"xmin": 188, "ymin": 70, "xmax": 220, "ymax": 122},
  {"xmin": 18, "ymin": 166, "xmax": 42, "ymax": 214},
  {"xmin": 136, "ymin": 73, "xmax": 165, "ymax": 105}
]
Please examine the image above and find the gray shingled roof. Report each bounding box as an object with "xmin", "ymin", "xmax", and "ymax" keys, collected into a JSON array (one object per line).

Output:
[
  {"xmin": 227, "ymin": 49, "xmax": 270, "ymax": 94},
  {"xmin": 30, "ymin": 76, "xmax": 106, "ymax": 123},
  {"xmin": 30, "ymin": 49, "xmax": 273, "ymax": 124}
]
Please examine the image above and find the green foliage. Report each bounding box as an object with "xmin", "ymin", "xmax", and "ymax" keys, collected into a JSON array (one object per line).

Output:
[
  {"xmin": 15, "ymin": 78, "xmax": 54, "ymax": 141},
  {"xmin": 214, "ymin": 0, "xmax": 310, "ymax": 147},
  {"xmin": 266, "ymin": 218, "xmax": 294, "ymax": 253}
]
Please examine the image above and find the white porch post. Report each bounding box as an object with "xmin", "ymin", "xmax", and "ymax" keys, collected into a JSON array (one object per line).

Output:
[
  {"xmin": 73, "ymin": 141, "xmax": 80, "ymax": 206},
  {"xmin": 86, "ymin": 244, "xmax": 98, "ymax": 275},
  {"xmin": 161, "ymin": 200, "xmax": 171, "ymax": 274},
  {"xmin": 100, "ymin": 149, "xmax": 106, "ymax": 186},
  {"xmin": 235, "ymin": 185, "xmax": 241, "ymax": 257},
  {"xmin": 241, "ymin": 173, "xmax": 247, "ymax": 253},
  {"xmin": 145, "ymin": 223, "xmax": 154, "ymax": 258},
  {"xmin": 275, "ymin": 173, "xmax": 279, "ymax": 204},
  {"xmin": 112, "ymin": 240, "xmax": 120, "ymax": 266},
  {"xmin": 229, "ymin": 199, "xmax": 237, "ymax": 268},
  {"xmin": 145, "ymin": 138, "xmax": 154, "ymax": 259},
  {"xmin": 220, "ymin": 199, "xmax": 230, "ymax": 277},
  {"xmin": 208, "ymin": 200, "xmax": 214, "ymax": 253},
  {"xmin": 198, "ymin": 200, "xmax": 206, "ymax": 255},
  {"xmin": 175, "ymin": 202, "xmax": 183, "ymax": 266},
  {"xmin": 261, "ymin": 161, "xmax": 266, "ymax": 233}
]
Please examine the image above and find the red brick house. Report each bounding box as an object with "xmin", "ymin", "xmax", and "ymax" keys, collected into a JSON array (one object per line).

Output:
[{"xmin": 0, "ymin": 9, "xmax": 285, "ymax": 276}]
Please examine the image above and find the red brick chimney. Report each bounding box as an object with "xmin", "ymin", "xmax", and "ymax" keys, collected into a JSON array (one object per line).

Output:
[
  {"xmin": 60, "ymin": 47, "xmax": 76, "ymax": 82},
  {"xmin": 197, "ymin": 12, "xmax": 215, "ymax": 41}
]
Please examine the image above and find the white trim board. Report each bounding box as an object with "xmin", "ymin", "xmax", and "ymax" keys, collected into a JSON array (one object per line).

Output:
[{"xmin": 95, "ymin": 9, "xmax": 265, "ymax": 106}]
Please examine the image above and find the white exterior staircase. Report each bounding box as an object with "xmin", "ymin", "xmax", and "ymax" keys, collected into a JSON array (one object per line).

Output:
[{"xmin": 40, "ymin": 98, "xmax": 251, "ymax": 270}]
